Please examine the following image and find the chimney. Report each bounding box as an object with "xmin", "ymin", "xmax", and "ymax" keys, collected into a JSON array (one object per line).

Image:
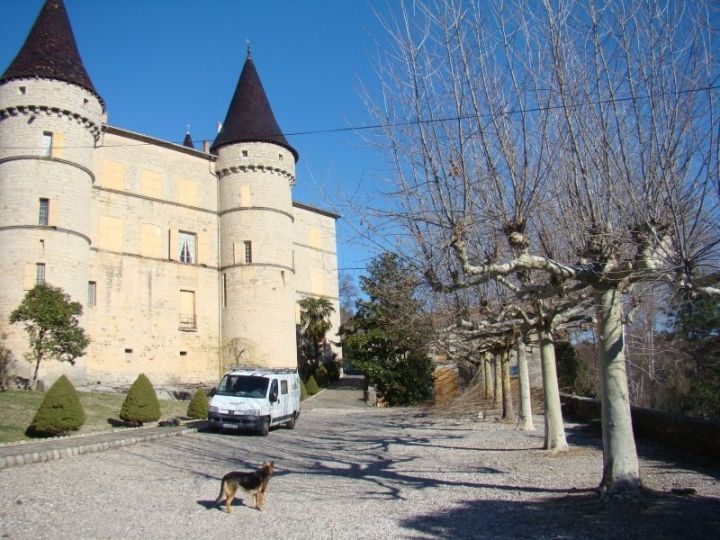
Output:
[{"xmin": 202, "ymin": 140, "xmax": 210, "ymax": 153}]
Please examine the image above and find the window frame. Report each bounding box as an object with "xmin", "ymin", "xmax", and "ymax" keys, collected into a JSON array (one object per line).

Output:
[
  {"xmin": 38, "ymin": 198, "xmax": 49, "ymax": 226},
  {"xmin": 178, "ymin": 230, "xmax": 197, "ymax": 264},
  {"xmin": 36, "ymin": 263, "xmax": 46, "ymax": 285}
]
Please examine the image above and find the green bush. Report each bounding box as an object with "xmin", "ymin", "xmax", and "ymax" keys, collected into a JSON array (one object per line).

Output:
[
  {"xmin": 326, "ymin": 359, "xmax": 341, "ymax": 383},
  {"xmin": 305, "ymin": 375, "xmax": 320, "ymax": 395},
  {"xmin": 300, "ymin": 379, "xmax": 308, "ymax": 401},
  {"xmin": 120, "ymin": 373, "xmax": 160, "ymax": 425},
  {"xmin": 187, "ymin": 388, "xmax": 209, "ymax": 419},
  {"xmin": 315, "ymin": 364, "xmax": 329, "ymax": 387},
  {"xmin": 26, "ymin": 375, "xmax": 85, "ymax": 437}
]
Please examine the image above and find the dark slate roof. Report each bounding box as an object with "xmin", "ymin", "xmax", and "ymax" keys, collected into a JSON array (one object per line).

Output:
[
  {"xmin": 182, "ymin": 131, "xmax": 195, "ymax": 149},
  {"xmin": 0, "ymin": 0, "xmax": 103, "ymax": 107},
  {"xmin": 211, "ymin": 56, "xmax": 298, "ymax": 161}
]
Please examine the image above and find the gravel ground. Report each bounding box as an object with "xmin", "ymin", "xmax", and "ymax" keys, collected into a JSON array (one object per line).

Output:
[{"xmin": 1, "ymin": 404, "xmax": 719, "ymax": 539}]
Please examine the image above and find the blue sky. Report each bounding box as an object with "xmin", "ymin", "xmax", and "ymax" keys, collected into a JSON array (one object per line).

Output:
[{"xmin": 0, "ymin": 0, "xmax": 394, "ymax": 284}]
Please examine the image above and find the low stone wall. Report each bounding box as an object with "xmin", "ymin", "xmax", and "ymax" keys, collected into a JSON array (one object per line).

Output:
[{"xmin": 561, "ymin": 394, "xmax": 720, "ymax": 462}]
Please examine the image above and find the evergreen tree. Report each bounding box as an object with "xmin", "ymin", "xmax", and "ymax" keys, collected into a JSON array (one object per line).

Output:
[
  {"xmin": 340, "ymin": 253, "xmax": 433, "ymax": 406},
  {"xmin": 9, "ymin": 284, "xmax": 89, "ymax": 388},
  {"xmin": 305, "ymin": 375, "xmax": 320, "ymax": 395},
  {"xmin": 187, "ymin": 388, "xmax": 209, "ymax": 419},
  {"xmin": 671, "ymin": 295, "xmax": 720, "ymax": 418},
  {"xmin": 120, "ymin": 373, "xmax": 161, "ymax": 425},
  {"xmin": 27, "ymin": 375, "xmax": 85, "ymax": 437}
]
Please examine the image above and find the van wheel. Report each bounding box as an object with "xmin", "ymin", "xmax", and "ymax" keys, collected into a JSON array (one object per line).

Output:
[
  {"xmin": 285, "ymin": 414, "xmax": 296, "ymax": 430},
  {"xmin": 259, "ymin": 417, "xmax": 270, "ymax": 436}
]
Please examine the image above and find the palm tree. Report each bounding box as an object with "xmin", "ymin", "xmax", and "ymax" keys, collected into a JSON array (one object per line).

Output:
[{"xmin": 298, "ymin": 297, "xmax": 335, "ymax": 375}]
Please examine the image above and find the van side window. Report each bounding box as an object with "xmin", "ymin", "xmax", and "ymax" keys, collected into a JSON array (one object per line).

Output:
[{"xmin": 281, "ymin": 380, "xmax": 288, "ymax": 394}]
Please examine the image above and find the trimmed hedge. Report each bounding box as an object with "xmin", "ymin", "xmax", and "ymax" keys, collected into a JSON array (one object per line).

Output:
[
  {"xmin": 305, "ymin": 375, "xmax": 320, "ymax": 395},
  {"xmin": 120, "ymin": 373, "xmax": 160, "ymax": 425},
  {"xmin": 187, "ymin": 388, "xmax": 209, "ymax": 419},
  {"xmin": 27, "ymin": 375, "xmax": 85, "ymax": 437}
]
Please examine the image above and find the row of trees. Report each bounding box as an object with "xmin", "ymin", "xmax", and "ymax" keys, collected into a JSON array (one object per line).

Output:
[{"xmin": 353, "ymin": 0, "xmax": 719, "ymax": 493}]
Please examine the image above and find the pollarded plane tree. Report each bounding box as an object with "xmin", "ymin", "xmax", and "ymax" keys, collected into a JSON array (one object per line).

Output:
[{"xmin": 365, "ymin": 0, "xmax": 719, "ymax": 493}]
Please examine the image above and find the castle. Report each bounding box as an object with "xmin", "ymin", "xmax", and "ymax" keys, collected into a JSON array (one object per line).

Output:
[{"xmin": 0, "ymin": 0, "xmax": 340, "ymax": 385}]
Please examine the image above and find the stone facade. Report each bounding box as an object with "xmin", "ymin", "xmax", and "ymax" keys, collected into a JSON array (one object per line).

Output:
[{"xmin": 0, "ymin": 3, "xmax": 340, "ymax": 387}]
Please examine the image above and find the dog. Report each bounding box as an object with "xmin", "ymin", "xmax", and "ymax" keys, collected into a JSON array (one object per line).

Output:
[{"xmin": 215, "ymin": 461, "xmax": 275, "ymax": 513}]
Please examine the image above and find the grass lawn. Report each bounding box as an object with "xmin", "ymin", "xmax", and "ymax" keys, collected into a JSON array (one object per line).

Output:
[{"xmin": 0, "ymin": 390, "xmax": 191, "ymax": 444}]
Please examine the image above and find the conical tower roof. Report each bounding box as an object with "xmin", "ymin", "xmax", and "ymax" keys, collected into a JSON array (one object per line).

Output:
[
  {"xmin": 211, "ymin": 53, "xmax": 297, "ymax": 161},
  {"xmin": 1, "ymin": 0, "xmax": 102, "ymax": 107},
  {"xmin": 182, "ymin": 130, "xmax": 195, "ymax": 149}
]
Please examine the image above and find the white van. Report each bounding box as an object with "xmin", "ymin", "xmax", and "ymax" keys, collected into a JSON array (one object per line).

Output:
[{"xmin": 208, "ymin": 367, "xmax": 301, "ymax": 436}]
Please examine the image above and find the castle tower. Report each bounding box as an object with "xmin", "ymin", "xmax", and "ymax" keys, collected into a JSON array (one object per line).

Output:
[
  {"xmin": 0, "ymin": 0, "xmax": 103, "ymax": 381},
  {"xmin": 212, "ymin": 51, "xmax": 299, "ymax": 370}
]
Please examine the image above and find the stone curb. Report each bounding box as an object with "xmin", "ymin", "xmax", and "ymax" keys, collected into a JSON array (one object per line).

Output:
[{"xmin": 0, "ymin": 422, "xmax": 206, "ymax": 471}]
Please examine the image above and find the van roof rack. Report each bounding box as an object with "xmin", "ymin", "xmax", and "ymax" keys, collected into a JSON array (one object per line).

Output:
[{"xmin": 226, "ymin": 365, "xmax": 298, "ymax": 375}]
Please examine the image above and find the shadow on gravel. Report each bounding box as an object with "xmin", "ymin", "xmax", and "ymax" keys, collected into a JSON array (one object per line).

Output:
[
  {"xmin": 400, "ymin": 490, "xmax": 720, "ymax": 540},
  {"xmin": 196, "ymin": 498, "xmax": 251, "ymax": 512},
  {"xmin": 564, "ymin": 421, "xmax": 720, "ymax": 482},
  {"xmin": 300, "ymin": 457, "xmax": 594, "ymax": 501}
]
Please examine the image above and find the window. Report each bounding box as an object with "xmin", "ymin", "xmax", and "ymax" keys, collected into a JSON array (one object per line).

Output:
[
  {"xmin": 281, "ymin": 380, "xmax": 288, "ymax": 394},
  {"xmin": 38, "ymin": 198, "xmax": 49, "ymax": 226},
  {"xmin": 88, "ymin": 281, "xmax": 96, "ymax": 306},
  {"xmin": 179, "ymin": 290, "xmax": 196, "ymax": 331},
  {"xmin": 242, "ymin": 150, "xmax": 248, "ymax": 157},
  {"xmin": 41, "ymin": 132, "xmax": 53, "ymax": 157},
  {"xmin": 244, "ymin": 240, "xmax": 252, "ymax": 264},
  {"xmin": 36, "ymin": 263, "xmax": 45, "ymax": 285},
  {"xmin": 178, "ymin": 231, "xmax": 196, "ymax": 264},
  {"xmin": 18, "ymin": 86, "xmax": 26, "ymax": 95}
]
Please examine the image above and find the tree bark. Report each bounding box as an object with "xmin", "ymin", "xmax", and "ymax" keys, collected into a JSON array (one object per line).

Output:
[
  {"xmin": 595, "ymin": 287, "xmax": 641, "ymax": 492},
  {"xmin": 493, "ymin": 352, "xmax": 502, "ymax": 410},
  {"xmin": 501, "ymin": 349, "xmax": 514, "ymax": 421},
  {"xmin": 538, "ymin": 324, "xmax": 568, "ymax": 452},
  {"xmin": 516, "ymin": 334, "xmax": 535, "ymax": 431},
  {"xmin": 484, "ymin": 352, "xmax": 494, "ymax": 401}
]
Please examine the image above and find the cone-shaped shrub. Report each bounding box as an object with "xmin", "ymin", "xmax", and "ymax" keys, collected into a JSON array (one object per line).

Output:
[
  {"xmin": 27, "ymin": 375, "xmax": 85, "ymax": 437},
  {"xmin": 187, "ymin": 388, "xmax": 209, "ymax": 419},
  {"xmin": 315, "ymin": 364, "xmax": 329, "ymax": 387},
  {"xmin": 300, "ymin": 379, "xmax": 308, "ymax": 401},
  {"xmin": 305, "ymin": 375, "xmax": 320, "ymax": 395},
  {"xmin": 120, "ymin": 373, "xmax": 160, "ymax": 425}
]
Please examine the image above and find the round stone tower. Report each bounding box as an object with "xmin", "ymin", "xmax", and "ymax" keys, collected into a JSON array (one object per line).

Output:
[
  {"xmin": 0, "ymin": 0, "xmax": 103, "ymax": 382},
  {"xmin": 212, "ymin": 52, "xmax": 299, "ymax": 370}
]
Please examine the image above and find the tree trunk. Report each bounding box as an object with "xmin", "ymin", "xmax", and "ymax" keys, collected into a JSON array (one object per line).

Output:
[
  {"xmin": 484, "ymin": 352, "xmax": 494, "ymax": 401},
  {"xmin": 538, "ymin": 324, "xmax": 568, "ymax": 452},
  {"xmin": 501, "ymin": 349, "xmax": 514, "ymax": 421},
  {"xmin": 595, "ymin": 287, "xmax": 641, "ymax": 492},
  {"xmin": 493, "ymin": 352, "xmax": 502, "ymax": 410},
  {"xmin": 516, "ymin": 334, "xmax": 535, "ymax": 431}
]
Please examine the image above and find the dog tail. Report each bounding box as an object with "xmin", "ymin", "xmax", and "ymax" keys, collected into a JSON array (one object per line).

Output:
[{"xmin": 215, "ymin": 477, "xmax": 226, "ymax": 504}]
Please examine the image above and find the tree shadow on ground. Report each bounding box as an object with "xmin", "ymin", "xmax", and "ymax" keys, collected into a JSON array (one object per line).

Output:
[
  {"xmin": 400, "ymin": 489, "xmax": 720, "ymax": 540},
  {"xmin": 563, "ymin": 419, "xmax": 720, "ymax": 481}
]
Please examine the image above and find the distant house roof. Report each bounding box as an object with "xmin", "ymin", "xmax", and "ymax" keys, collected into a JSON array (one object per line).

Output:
[
  {"xmin": 211, "ymin": 54, "xmax": 298, "ymax": 161},
  {"xmin": 0, "ymin": 0, "xmax": 103, "ymax": 108}
]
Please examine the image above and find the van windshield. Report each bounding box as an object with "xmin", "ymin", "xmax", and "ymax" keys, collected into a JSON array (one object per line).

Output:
[{"xmin": 217, "ymin": 375, "xmax": 269, "ymax": 398}]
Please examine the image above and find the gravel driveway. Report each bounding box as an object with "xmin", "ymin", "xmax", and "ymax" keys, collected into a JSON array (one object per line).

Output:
[{"xmin": 1, "ymin": 400, "xmax": 719, "ymax": 539}]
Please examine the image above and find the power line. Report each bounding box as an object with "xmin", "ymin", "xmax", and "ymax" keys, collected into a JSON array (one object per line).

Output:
[{"xmin": 0, "ymin": 83, "xmax": 717, "ymax": 151}]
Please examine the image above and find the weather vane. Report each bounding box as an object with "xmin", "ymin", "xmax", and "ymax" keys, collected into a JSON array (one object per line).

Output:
[{"xmin": 246, "ymin": 39, "xmax": 252, "ymax": 59}]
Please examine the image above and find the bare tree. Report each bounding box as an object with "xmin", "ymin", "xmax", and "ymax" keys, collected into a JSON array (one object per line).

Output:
[{"xmin": 364, "ymin": 0, "xmax": 719, "ymax": 493}]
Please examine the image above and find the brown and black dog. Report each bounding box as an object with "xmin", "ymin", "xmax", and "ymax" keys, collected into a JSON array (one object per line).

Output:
[{"xmin": 215, "ymin": 461, "xmax": 275, "ymax": 513}]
